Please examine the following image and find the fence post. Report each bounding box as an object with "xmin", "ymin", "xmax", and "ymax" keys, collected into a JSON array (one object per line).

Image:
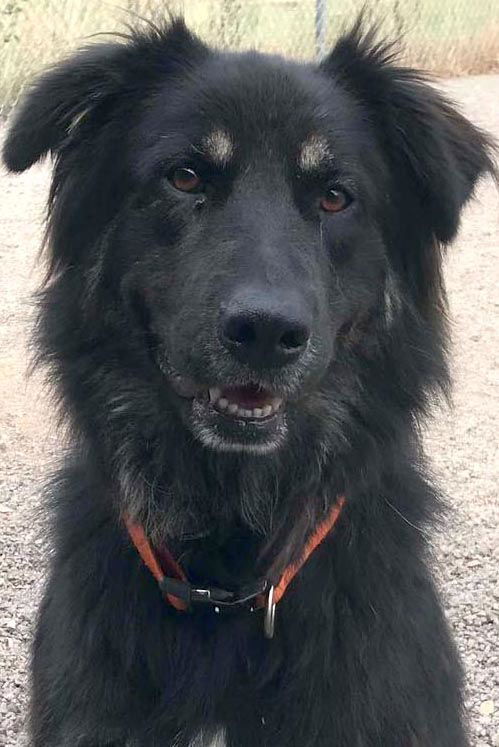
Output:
[{"xmin": 315, "ymin": 0, "xmax": 328, "ymax": 60}]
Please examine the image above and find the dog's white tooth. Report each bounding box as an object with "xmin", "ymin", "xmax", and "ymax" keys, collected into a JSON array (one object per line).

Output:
[
  {"xmin": 209, "ymin": 387, "xmax": 222, "ymax": 403},
  {"xmin": 262, "ymin": 405, "xmax": 273, "ymax": 417},
  {"xmin": 271, "ymin": 397, "xmax": 283, "ymax": 410},
  {"xmin": 253, "ymin": 408, "xmax": 263, "ymax": 418},
  {"xmin": 241, "ymin": 409, "xmax": 252, "ymax": 418},
  {"xmin": 218, "ymin": 398, "xmax": 229, "ymax": 410},
  {"xmin": 227, "ymin": 403, "xmax": 238, "ymax": 414}
]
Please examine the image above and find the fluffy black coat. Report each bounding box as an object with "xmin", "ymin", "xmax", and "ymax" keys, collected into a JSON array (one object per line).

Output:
[{"xmin": 3, "ymin": 18, "xmax": 496, "ymax": 747}]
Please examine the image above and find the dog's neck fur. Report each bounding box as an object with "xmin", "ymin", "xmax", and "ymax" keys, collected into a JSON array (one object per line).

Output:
[
  {"xmin": 87, "ymin": 403, "xmax": 347, "ymax": 587},
  {"xmin": 116, "ymin": 441, "xmax": 336, "ymax": 585}
]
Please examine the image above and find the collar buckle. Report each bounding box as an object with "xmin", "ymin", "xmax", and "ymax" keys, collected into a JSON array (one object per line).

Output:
[{"xmin": 159, "ymin": 576, "xmax": 268, "ymax": 611}]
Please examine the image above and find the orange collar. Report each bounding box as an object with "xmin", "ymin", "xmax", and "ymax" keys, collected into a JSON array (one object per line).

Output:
[{"xmin": 125, "ymin": 496, "xmax": 345, "ymax": 638}]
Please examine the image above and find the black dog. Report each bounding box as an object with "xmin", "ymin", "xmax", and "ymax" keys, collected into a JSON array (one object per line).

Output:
[{"xmin": 3, "ymin": 17, "xmax": 495, "ymax": 747}]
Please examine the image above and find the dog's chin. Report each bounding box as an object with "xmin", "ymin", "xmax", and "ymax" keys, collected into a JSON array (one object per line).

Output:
[{"xmin": 190, "ymin": 396, "xmax": 288, "ymax": 455}]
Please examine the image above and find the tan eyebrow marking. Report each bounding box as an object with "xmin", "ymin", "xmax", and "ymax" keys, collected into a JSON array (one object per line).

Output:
[
  {"xmin": 298, "ymin": 134, "xmax": 331, "ymax": 171},
  {"xmin": 202, "ymin": 129, "xmax": 234, "ymax": 166}
]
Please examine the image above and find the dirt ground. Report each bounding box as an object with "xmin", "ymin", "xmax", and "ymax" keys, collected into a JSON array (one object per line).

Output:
[{"xmin": 0, "ymin": 75, "xmax": 498, "ymax": 746}]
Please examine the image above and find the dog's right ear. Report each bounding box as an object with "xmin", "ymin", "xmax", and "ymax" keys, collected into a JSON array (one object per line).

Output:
[{"xmin": 2, "ymin": 19, "xmax": 208, "ymax": 173}]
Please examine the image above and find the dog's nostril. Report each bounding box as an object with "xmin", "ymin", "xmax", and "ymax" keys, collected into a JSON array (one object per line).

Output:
[
  {"xmin": 279, "ymin": 327, "xmax": 309, "ymax": 351},
  {"xmin": 225, "ymin": 319, "xmax": 256, "ymax": 345}
]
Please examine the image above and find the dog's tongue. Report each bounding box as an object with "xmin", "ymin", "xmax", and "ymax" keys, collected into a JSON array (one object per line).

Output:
[{"xmin": 222, "ymin": 385, "xmax": 273, "ymax": 409}]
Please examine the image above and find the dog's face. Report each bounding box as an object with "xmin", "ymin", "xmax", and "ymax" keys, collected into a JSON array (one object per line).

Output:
[
  {"xmin": 3, "ymin": 22, "xmax": 494, "ymax": 468},
  {"xmin": 125, "ymin": 54, "xmax": 388, "ymax": 454}
]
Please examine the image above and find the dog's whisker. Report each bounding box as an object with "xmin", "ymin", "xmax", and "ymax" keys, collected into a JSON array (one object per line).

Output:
[{"xmin": 384, "ymin": 498, "xmax": 432, "ymax": 539}]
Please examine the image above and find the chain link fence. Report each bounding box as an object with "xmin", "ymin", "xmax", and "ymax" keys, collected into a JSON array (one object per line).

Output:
[{"xmin": 1, "ymin": 0, "xmax": 499, "ymax": 117}]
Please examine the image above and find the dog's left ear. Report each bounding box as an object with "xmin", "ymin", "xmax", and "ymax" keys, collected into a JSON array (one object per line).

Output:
[
  {"xmin": 322, "ymin": 23, "xmax": 496, "ymax": 244},
  {"xmin": 2, "ymin": 19, "xmax": 208, "ymax": 174}
]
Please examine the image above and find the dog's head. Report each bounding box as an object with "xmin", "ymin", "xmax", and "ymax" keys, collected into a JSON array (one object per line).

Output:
[{"xmin": 3, "ymin": 21, "xmax": 494, "ymax": 483}]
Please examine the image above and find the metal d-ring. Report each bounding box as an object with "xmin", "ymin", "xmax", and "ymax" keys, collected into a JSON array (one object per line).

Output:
[{"xmin": 264, "ymin": 584, "xmax": 276, "ymax": 639}]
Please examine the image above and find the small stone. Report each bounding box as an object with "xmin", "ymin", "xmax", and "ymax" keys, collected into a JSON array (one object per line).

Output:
[{"xmin": 478, "ymin": 699, "xmax": 495, "ymax": 716}]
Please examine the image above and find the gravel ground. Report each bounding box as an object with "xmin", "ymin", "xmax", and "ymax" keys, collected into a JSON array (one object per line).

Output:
[{"xmin": 0, "ymin": 75, "xmax": 498, "ymax": 747}]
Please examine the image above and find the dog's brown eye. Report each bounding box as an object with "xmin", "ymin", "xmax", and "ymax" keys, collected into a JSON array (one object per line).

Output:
[
  {"xmin": 320, "ymin": 188, "xmax": 352, "ymax": 213},
  {"xmin": 171, "ymin": 167, "xmax": 202, "ymax": 193}
]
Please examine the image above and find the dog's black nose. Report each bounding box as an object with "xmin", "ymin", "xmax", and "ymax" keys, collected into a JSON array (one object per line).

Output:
[{"xmin": 219, "ymin": 292, "xmax": 311, "ymax": 368}]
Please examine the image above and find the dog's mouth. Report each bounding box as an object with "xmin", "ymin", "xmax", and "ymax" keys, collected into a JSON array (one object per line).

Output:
[
  {"xmin": 158, "ymin": 357, "xmax": 287, "ymax": 453},
  {"xmin": 161, "ymin": 358, "xmax": 283, "ymax": 418},
  {"xmin": 207, "ymin": 385, "xmax": 283, "ymax": 421}
]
